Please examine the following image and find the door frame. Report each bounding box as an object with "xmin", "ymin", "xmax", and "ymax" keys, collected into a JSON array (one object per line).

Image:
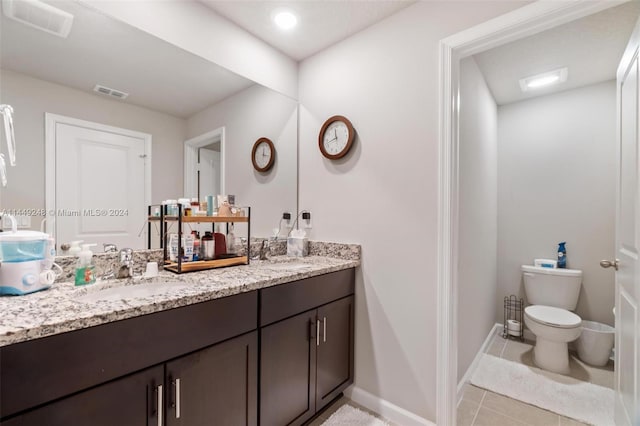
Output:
[
  {"xmin": 183, "ymin": 126, "xmax": 225, "ymax": 199},
  {"xmin": 436, "ymin": 1, "xmax": 628, "ymax": 424},
  {"xmin": 44, "ymin": 113, "xmax": 152, "ymax": 238}
]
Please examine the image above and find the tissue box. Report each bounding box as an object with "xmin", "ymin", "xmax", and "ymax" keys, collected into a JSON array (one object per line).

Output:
[
  {"xmin": 534, "ymin": 258, "xmax": 557, "ymax": 268},
  {"xmin": 287, "ymin": 237, "xmax": 309, "ymax": 257}
]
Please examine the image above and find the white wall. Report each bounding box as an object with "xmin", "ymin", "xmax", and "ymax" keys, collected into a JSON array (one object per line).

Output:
[
  {"xmin": 497, "ymin": 80, "xmax": 616, "ymax": 326},
  {"xmin": 83, "ymin": 0, "xmax": 298, "ymax": 99},
  {"xmin": 297, "ymin": 1, "xmax": 528, "ymax": 421},
  {"xmin": 457, "ymin": 57, "xmax": 498, "ymax": 383},
  {"xmin": 0, "ymin": 69, "xmax": 186, "ymax": 217},
  {"xmin": 187, "ymin": 84, "xmax": 298, "ymax": 238}
]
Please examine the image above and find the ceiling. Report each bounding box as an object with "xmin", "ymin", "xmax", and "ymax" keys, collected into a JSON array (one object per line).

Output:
[
  {"xmin": 473, "ymin": 2, "xmax": 640, "ymax": 106},
  {"xmin": 0, "ymin": 1, "xmax": 255, "ymax": 118},
  {"xmin": 199, "ymin": 0, "xmax": 416, "ymax": 61}
]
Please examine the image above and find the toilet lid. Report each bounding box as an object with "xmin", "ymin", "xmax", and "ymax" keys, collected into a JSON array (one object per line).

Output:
[{"xmin": 525, "ymin": 305, "xmax": 581, "ymax": 329}]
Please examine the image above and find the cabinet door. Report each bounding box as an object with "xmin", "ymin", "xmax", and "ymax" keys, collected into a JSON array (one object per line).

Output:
[
  {"xmin": 260, "ymin": 310, "xmax": 317, "ymax": 426},
  {"xmin": 165, "ymin": 331, "xmax": 257, "ymax": 426},
  {"xmin": 1, "ymin": 365, "xmax": 164, "ymax": 426},
  {"xmin": 316, "ymin": 296, "xmax": 354, "ymax": 410}
]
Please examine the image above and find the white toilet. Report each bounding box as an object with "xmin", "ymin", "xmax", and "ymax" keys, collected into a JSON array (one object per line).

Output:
[{"xmin": 522, "ymin": 265, "xmax": 583, "ymax": 374}]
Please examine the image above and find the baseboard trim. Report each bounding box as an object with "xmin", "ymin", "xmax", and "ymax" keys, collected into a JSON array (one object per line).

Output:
[
  {"xmin": 344, "ymin": 386, "xmax": 435, "ymax": 426},
  {"xmin": 456, "ymin": 323, "xmax": 538, "ymax": 403},
  {"xmin": 457, "ymin": 323, "xmax": 502, "ymax": 403}
]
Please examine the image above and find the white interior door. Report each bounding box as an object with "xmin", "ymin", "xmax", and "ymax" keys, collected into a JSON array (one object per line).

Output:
[
  {"xmin": 199, "ymin": 147, "xmax": 220, "ymax": 200},
  {"xmin": 615, "ymin": 17, "xmax": 640, "ymax": 426},
  {"xmin": 53, "ymin": 119, "xmax": 150, "ymax": 251}
]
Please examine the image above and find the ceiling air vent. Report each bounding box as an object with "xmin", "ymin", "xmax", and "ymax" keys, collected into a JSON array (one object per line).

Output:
[
  {"xmin": 93, "ymin": 85, "xmax": 130, "ymax": 100},
  {"xmin": 2, "ymin": 0, "xmax": 74, "ymax": 38}
]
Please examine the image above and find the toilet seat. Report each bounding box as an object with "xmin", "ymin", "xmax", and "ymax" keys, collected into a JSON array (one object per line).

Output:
[{"xmin": 525, "ymin": 305, "xmax": 581, "ymax": 329}]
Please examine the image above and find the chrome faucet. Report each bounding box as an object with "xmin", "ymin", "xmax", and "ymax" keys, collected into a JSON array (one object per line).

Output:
[
  {"xmin": 116, "ymin": 248, "xmax": 134, "ymax": 278},
  {"xmin": 259, "ymin": 240, "xmax": 270, "ymax": 261},
  {"xmin": 103, "ymin": 243, "xmax": 118, "ymax": 253}
]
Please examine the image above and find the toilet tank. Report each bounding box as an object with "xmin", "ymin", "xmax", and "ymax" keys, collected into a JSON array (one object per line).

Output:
[{"xmin": 521, "ymin": 265, "xmax": 582, "ymax": 310}]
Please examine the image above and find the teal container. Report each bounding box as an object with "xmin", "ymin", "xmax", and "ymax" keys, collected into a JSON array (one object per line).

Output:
[{"xmin": 0, "ymin": 231, "xmax": 47, "ymax": 263}]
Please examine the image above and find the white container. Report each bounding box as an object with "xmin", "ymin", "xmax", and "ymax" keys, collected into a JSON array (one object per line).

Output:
[
  {"xmin": 287, "ymin": 236, "xmax": 309, "ymax": 257},
  {"xmin": 534, "ymin": 258, "xmax": 557, "ymax": 268},
  {"xmin": 576, "ymin": 320, "xmax": 614, "ymax": 366}
]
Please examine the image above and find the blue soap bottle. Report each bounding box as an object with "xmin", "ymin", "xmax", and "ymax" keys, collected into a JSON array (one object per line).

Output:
[{"xmin": 557, "ymin": 242, "xmax": 567, "ymax": 269}]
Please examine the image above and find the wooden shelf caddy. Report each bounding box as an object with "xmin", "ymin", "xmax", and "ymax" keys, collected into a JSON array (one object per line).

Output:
[{"xmin": 163, "ymin": 256, "xmax": 249, "ymax": 273}]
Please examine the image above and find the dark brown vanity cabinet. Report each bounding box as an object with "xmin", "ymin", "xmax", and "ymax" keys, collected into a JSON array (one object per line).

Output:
[
  {"xmin": 165, "ymin": 331, "xmax": 257, "ymax": 426},
  {"xmin": 0, "ymin": 268, "xmax": 355, "ymax": 426},
  {"xmin": 2, "ymin": 332, "xmax": 257, "ymax": 426},
  {"xmin": 259, "ymin": 269, "xmax": 355, "ymax": 426},
  {"xmin": 0, "ymin": 291, "xmax": 258, "ymax": 426},
  {"xmin": 1, "ymin": 365, "xmax": 165, "ymax": 426}
]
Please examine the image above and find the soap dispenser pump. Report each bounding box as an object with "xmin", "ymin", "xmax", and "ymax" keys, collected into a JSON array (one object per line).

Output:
[
  {"xmin": 68, "ymin": 240, "xmax": 83, "ymax": 256},
  {"xmin": 75, "ymin": 243, "xmax": 97, "ymax": 286},
  {"xmin": 557, "ymin": 242, "xmax": 567, "ymax": 269}
]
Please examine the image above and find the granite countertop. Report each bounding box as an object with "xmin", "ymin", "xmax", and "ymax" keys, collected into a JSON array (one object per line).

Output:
[{"xmin": 0, "ymin": 255, "xmax": 359, "ymax": 347}]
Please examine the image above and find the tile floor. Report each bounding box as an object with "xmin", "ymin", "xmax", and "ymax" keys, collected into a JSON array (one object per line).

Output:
[
  {"xmin": 309, "ymin": 332, "xmax": 614, "ymax": 426},
  {"xmin": 458, "ymin": 332, "xmax": 614, "ymax": 426}
]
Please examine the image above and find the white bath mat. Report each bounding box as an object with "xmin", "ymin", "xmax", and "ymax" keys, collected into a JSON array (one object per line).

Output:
[
  {"xmin": 470, "ymin": 354, "xmax": 614, "ymax": 426},
  {"xmin": 321, "ymin": 404, "xmax": 390, "ymax": 426}
]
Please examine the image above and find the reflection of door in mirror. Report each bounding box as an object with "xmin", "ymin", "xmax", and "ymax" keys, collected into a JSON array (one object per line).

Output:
[
  {"xmin": 46, "ymin": 114, "xmax": 151, "ymax": 251},
  {"xmin": 198, "ymin": 144, "xmax": 221, "ymax": 202},
  {"xmin": 184, "ymin": 127, "xmax": 224, "ymax": 207}
]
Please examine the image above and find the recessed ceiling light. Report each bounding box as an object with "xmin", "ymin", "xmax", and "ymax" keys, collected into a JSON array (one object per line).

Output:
[
  {"xmin": 273, "ymin": 10, "xmax": 297, "ymax": 31},
  {"xmin": 519, "ymin": 68, "xmax": 568, "ymax": 92}
]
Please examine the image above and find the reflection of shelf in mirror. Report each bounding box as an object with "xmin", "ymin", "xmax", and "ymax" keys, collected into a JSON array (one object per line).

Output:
[
  {"xmin": 163, "ymin": 256, "xmax": 248, "ymax": 273},
  {"xmin": 148, "ymin": 216, "xmax": 249, "ymax": 223}
]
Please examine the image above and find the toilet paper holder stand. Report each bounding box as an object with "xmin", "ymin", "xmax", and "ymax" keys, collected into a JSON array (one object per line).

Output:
[{"xmin": 503, "ymin": 295, "xmax": 524, "ymax": 341}]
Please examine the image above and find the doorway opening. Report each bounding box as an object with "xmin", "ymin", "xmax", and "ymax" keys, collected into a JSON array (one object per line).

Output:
[
  {"xmin": 437, "ymin": 2, "xmax": 639, "ymax": 425},
  {"xmin": 184, "ymin": 127, "xmax": 225, "ymax": 202}
]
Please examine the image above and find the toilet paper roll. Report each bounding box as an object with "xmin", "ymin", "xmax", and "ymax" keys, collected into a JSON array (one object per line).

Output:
[{"xmin": 507, "ymin": 319, "xmax": 522, "ymax": 336}]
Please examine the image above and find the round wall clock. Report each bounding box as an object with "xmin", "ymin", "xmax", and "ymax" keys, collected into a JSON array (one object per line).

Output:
[
  {"xmin": 318, "ymin": 115, "xmax": 355, "ymax": 160},
  {"xmin": 251, "ymin": 137, "xmax": 275, "ymax": 172}
]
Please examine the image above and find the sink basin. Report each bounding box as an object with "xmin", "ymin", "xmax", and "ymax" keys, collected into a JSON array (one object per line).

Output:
[
  {"xmin": 265, "ymin": 262, "xmax": 313, "ymax": 271},
  {"xmin": 75, "ymin": 281, "xmax": 190, "ymax": 303}
]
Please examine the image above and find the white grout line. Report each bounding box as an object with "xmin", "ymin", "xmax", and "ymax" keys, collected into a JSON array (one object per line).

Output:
[
  {"xmin": 499, "ymin": 336, "xmax": 508, "ymax": 358},
  {"xmin": 478, "ymin": 389, "xmax": 564, "ymax": 426},
  {"xmin": 469, "ymin": 389, "xmax": 487, "ymax": 426}
]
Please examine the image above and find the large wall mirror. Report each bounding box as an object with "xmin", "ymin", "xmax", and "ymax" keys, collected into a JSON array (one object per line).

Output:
[{"xmin": 0, "ymin": 0, "xmax": 298, "ymax": 251}]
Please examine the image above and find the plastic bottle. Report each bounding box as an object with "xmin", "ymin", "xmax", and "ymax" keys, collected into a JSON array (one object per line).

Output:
[
  {"xmin": 75, "ymin": 243, "xmax": 97, "ymax": 286},
  {"xmin": 191, "ymin": 198, "xmax": 199, "ymax": 215},
  {"xmin": 557, "ymin": 242, "xmax": 567, "ymax": 269},
  {"xmin": 178, "ymin": 198, "xmax": 190, "ymax": 216},
  {"xmin": 68, "ymin": 240, "xmax": 83, "ymax": 256},
  {"xmin": 192, "ymin": 231, "xmax": 201, "ymax": 261},
  {"xmin": 202, "ymin": 231, "xmax": 215, "ymax": 260},
  {"xmin": 165, "ymin": 200, "xmax": 178, "ymax": 216},
  {"xmin": 169, "ymin": 234, "xmax": 179, "ymax": 262},
  {"xmin": 184, "ymin": 233, "xmax": 194, "ymax": 262},
  {"xmin": 227, "ymin": 224, "xmax": 236, "ymax": 254}
]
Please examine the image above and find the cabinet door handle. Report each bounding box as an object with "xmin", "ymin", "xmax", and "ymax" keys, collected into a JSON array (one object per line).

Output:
[
  {"xmin": 316, "ymin": 319, "xmax": 320, "ymax": 346},
  {"xmin": 175, "ymin": 378, "xmax": 181, "ymax": 419},
  {"xmin": 323, "ymin": 317, "xmax": 327, "ymax": 343},
  {"xmin": 156, "ymin": 384, "xmax": 163, "ymax": 426}
]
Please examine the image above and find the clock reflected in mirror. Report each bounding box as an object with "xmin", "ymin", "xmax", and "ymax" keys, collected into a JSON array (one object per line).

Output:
[{"xmin": 319, "ymin": 115, "xmax": 355, "ymax": 160}]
